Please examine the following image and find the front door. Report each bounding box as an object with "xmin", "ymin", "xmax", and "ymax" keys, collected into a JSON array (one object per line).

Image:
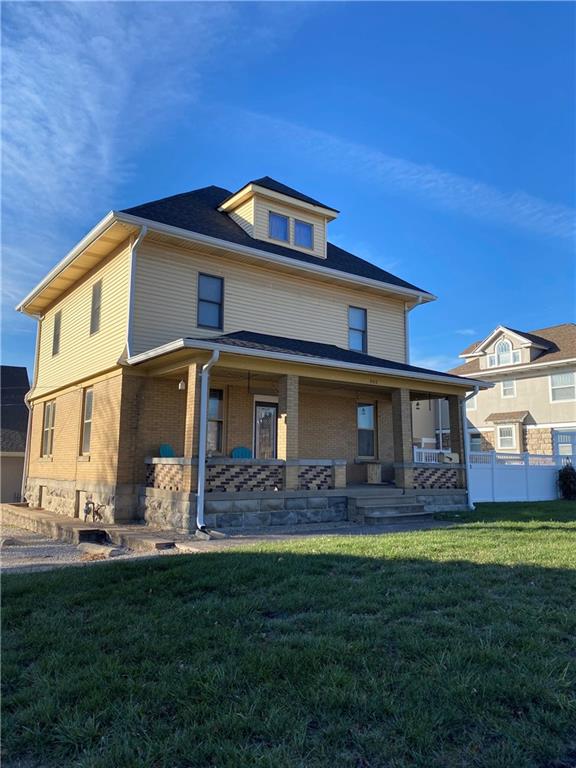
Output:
[{"xmin": 254, "ymin": 402, "xmax": 278, "ymax": 459}]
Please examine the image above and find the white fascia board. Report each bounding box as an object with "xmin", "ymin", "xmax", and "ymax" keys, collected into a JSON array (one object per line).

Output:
[
  {"xmin": 464, "ymin": 325, "xmax": 549, "ymax": 358},
  {"xmin": 127, "ymin": 337, "xmax": 491, "ymax": 390},
  {"xmin": 458, "ymin": 357, "xmax": 576, "ymax": 378},
  {"xmin": 115, "ymin": 211, "xmax": 436, "ymax": 303},
  {"xmin": 15, "ymin": 211, "xmax": 117, "ymax": 313}
]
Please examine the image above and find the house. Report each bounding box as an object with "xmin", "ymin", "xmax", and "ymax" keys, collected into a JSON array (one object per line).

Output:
[
  {"xmin": 1, "ymin": 366, "xmax": 30, "ymax": 502},
  {"xmin": 16, "ymin": 176, "xmax": 488, "ymax": 531},
  {"xmin": 413, "ymin": 323, "xmax": 576, "ymax": 457}
]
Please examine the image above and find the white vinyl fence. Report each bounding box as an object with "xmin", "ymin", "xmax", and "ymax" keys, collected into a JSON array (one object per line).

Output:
[{"xmin": 468, "ymin": 452, "xmax": 571, "ymax": 503}]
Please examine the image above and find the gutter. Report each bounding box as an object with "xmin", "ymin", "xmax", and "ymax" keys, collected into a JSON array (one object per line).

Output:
[
  {"xmin": 125, "ymin": 225, "xmax": 148, "ymax": 358},
  {"xmin": 20, "ymin": 313, "xmax": 42, "ymax": 501},
  {"xmin": 195, "ymin": 350, "xmax": 220, "ymax": 530},
  {"xmin": 461, "ymin": 386, "xmax": 479, "ymax": 512},
  {"xmin": 127, "ymin": 337, "xmax": 491, "ymax": 390}
]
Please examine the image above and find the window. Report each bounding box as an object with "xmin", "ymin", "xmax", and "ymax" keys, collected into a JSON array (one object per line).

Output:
[
  {"xmin": 488, "ymin": 354, "xmax": 496, "ymax": 367},
  {"xmin": 80, "ymin": 388, "xmax": 93, "ymax": 455},
  {"xmin": 495, "ymin": 340, "xmax": 512, "ymax": 366},
  {"xmin": 470, "ymin": 433, "xmax": 482, "ymax": 452},
  {"xmin": 497, "ymin": 425, "xmax": 515, "ymax": 450},
  {"xmin": 348, "ymin": 307, "xmax": 367, "ymax": 353},
  {"xmin": 52, "ymin": 311, "xmax": 61, "ymax": 356},
  {"xmin": 90, "ymin": 280, "xmax": 102, "ymax": 335},
  {"xmin": 197, "ymin": 274, "xmax": 223, "ymax": 329},
  {"xmin": 357, "ymin": 403, "xmax": 376, "ymax": 457},
  {"xmin": 466, "ymin": 394, "xmax": 477, "ymax": 411},
  {"xmin": 268, "ymin": 212, "xmax": 289, "ymax": 242},
  {"xmin": 550, "ymin": 372, "xmax": 575, "ymax": 402},
  {"xmin": 294, "ymin": 219, "xmax": 313, "ymax": 249},
  {"xmin": 207, "ymin": 389, "xmax": 223, "ymax": 454},
  {"xmin": 42, "ymin": 400, "xmax": 56, "ymax": 457},
  {"xmin": 502, "ymin": 379, "xmax": 516, "ymax": 398},
  {"xmin": 512, "ymin": 350, "xmax": 521, "ymax": 364}
]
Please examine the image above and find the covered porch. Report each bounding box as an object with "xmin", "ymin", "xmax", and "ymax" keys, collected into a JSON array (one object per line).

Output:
[{"xmin": 132, "ymin": 348, "xmax": 470, "ymax": 502}]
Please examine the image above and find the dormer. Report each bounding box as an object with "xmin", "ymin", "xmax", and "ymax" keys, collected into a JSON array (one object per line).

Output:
[
  {"xmin": 218, "ymin": 176, "xmax": 339, "ymax": 259},
  {"xmin": 460, "ymin": 326, "xmax": 552, "ymax": 370}
]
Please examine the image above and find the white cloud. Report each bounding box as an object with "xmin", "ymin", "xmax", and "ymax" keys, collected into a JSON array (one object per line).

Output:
[
  {"xmin": 455, "ymin": 328, "xmax": 477, "ymax": 336},
  {"xmin": 229, "ymin": 110, "xmax": 575, "ymax": 241},
  {"xmin": 411, "ymin": 353, "xmax": 460, "ymax": 372}
]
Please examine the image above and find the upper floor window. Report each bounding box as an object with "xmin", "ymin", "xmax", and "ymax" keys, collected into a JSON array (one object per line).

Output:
[
  {"xmin": 550, "ymin": 372, "xmax": 575, "ymax": 402},
  {"xmin": 80, "ymin": 388, "xmax": 94, "ymax": 455},
  {"xmin": 207, "ymin": 389, "xmax": 224, "ymax": 454},
  {"xmin": 294, "ymin": 219, "xmax": 313, "ymax": 249},
  {"xmin": 90, "ymin": 280, "xmax": 102, "ymax": 335},
  {"xmin": 52, "ymin": 311, "xmax": 61, "ymax": 356},
  {"xmin": 348, "ymin": 307, "xmax": 367, "ymax": 353},
  {"xmin": 197, "ymin": 274, "xmax": 223, "ymax": 330},
  {"xmin": 466, "ymin": 394, "xmax": 477, "ymax": 411},
  {"xmin": 268, "ymin": 212, "xmax": 289, "ymax": 242},
  {"xmin": 502, "ymin": 380, "xmax": 516, "ymax": 398},
  {"xmin": 42, "ymin": 400, "xmax": 56, "ymax": 457},
  {"xmin": 488, "ymin": 341, "xmax": 521, "ymax": 367}
]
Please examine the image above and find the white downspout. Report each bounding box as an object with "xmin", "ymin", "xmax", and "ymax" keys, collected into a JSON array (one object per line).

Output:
[
  {"xmin": 20, "ymin": 312, "xmax": 42, "ymax": 502},
  {"xmin": 195, "ymin": 350, "xmax": 220, "ymax": 530},
  {"xmin": 461, "ymin": 386, "xmax": 479, "ymax": 512},
  {"xmin": 125, "ymin": 225, "xmax": 147, "ymax": 359}
]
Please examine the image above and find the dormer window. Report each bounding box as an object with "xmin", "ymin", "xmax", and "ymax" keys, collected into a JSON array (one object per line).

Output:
[
  {"xmin": 294, "ymin": 219, "xmax": 313, "ymax": 249},
  {"xmin": 268, "ymin": 212, "xmax": 289, "ymax": 242},
  {"xmin": 488, "ymin": 340, "xmax": 521, "ymax": 367}
]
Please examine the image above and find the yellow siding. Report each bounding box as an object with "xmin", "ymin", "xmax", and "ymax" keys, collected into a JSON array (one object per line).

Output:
[
  {"xmin": 33, "ymin": 244, "xmax": 131, "ymax": 398},
  {"xmin": 132, "ymin": 241, "xmax": 407, "ymax": 362},
  {"xmin": 253, "ymin": 197, "xmax": 327, "ymax": 258},
  {"xmin": 228, "ymin": 197, "xmax": 254, "ymax": 237}
]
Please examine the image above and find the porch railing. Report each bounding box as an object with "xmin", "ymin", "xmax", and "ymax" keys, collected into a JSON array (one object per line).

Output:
[{"xmin": 413, "ymin": 447, "xmax": 443, "ymax": 463}]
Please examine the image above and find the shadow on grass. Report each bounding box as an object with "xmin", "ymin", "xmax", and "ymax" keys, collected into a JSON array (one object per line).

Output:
[{"xmin": 2, "ymin": 546, "xmax": 576, "ymax": 768}]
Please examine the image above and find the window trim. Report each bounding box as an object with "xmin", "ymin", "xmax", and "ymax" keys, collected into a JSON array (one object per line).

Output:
[
  {"xmin": 357, "ymin": 402, "xmax": 377, "ymax": 459},
  {"xmin": 90, "ymin": 280, "xmax": 102, "ymax": 336},
  {"xmin": 41, "ymin": 400, "xmax": 56, "ymax": 457},
  {"xmin": 197, "ymin": 273, "xmax": 224, "ymax": 330},
  {"xmin": 294, "ymin": 219, "xmax": 314, "ymax": 249},
  {"xmin": 52, "ymin": 311, "xmax": 61, "ymax": 357},
  {"xmin": 348, "ymin": 306, "xmax": 367, "ymax": 354},
  {"xmin": 207, "ymin": 388, "xmax": 224, "ymax": 455},
  {"xmin": 268, "ymin": 211, "xmax": 290, "ymax": 243},
  {"xmin": 501, "ymin": 379, "xmax": 516, "ymax": 398},
  {"xmin": 497, "ymin": 424, "xmax": 516, "ymax": 450},
  {"xmin": 549, "ymin": 371, "xmax": 576, "ymax": 403},
  {"xmin": 80, "ymin": 388, "xmax": 94, "ymax": 456}
]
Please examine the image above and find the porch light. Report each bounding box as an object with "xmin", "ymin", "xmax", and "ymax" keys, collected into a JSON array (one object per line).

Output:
[{"xmin": 178, "ymin": 380, "xmax": 186, "ymax": 391}]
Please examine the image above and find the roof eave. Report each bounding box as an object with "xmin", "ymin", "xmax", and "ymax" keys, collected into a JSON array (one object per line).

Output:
[{"xmin": 126, "ymin": 337, "xmax": 491, "ymax": 389}]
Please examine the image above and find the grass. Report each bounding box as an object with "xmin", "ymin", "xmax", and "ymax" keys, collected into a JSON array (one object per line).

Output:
[{"xmin": 2, "ymin": 500, "xmax": 576, "ymax": 768}]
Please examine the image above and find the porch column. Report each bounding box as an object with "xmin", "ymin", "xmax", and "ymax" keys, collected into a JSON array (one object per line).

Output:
[
  {"xmin": 182, "ymin": 363, "xmax": 201, "ymax": 492},
  {"xmin": 392, "ymin": 388, "xmax": 415, "ymax": 488},
  {"xmin": 278, "ymin": 374, "xmax": 299, "ymax": 490},
  {"xmin": 447, "ymin": 395, "xmax": 464, "ymax": 460}
]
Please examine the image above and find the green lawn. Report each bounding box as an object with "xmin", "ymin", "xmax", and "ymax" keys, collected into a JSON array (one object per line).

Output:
[{"xmin": 3, "ymin": 500, "xmax": 576, "ymax": 768}]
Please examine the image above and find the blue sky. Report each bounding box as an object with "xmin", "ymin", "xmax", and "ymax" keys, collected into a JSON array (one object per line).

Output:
[{"xmin": 2, "ymin": 1, "xmax": 574, "ymax": 374}]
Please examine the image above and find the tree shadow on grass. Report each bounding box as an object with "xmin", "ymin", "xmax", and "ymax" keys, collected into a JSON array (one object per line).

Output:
[{"xmin": 2, "ymin": 548, "xmax": 576, "ymax": 768}]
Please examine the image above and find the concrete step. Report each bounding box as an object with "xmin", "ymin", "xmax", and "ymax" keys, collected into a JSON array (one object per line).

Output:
[
  {"xmin": 354, "ymin": 497, "xmax": 425, "ymax": 509},
  {"xmin": 363, "ymin": 507, "xmax": 435, "ymax": 525},
  {"xmin": 107, "ymin": 528, "xmax": 176, "ymax": 552},
  {"xmin": 1, "ymin": 504, "xmax": 108, "ymax": 544}
]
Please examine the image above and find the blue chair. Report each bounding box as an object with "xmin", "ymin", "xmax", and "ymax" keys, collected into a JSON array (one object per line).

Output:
[
  {"xmin": 159, "ymin": 443, "xmax": 175, "ymax": 458},
  {"xmin": 231, "ymin": 446, "xmax": 252, "ymax": 459}
]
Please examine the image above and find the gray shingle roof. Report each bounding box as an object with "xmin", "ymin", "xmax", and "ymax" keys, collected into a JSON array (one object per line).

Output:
[
  {"xmin": 122, "ymin": 184, "xmax": 429, "ymax": 295},
  {"xmin": 185, "ymin": 330, "xmax": 474, "ymax": 383},
  {"xmin": 1, "ymin": 366, "xmax": 29, "ymax": 453}
]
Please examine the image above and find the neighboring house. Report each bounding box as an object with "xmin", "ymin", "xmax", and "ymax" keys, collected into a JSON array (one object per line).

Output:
[
  {"xmin": 16, "ymin": 176, "xmax": 486, "ymax": 529},
  {"xmin": 1, "ymin": 366, "xmax": 30, "ymax": 502},
  {"xmin": 413, "ymin": 323, "xmax": 576, "ymax": 457}
]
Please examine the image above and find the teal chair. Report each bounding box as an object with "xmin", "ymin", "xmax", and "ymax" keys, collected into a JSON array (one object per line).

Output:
[
  {"xmin": 159, "ymin": 443, "xmax": 175, "ymax": 458},
  {"xmin": 231, "ymin": 446, "xmax": 252, "ymax": 459}
]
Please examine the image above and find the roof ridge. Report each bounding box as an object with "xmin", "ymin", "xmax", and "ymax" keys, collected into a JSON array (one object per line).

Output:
[{"xmin": 122, "ymin": 185, "xmax": 231, "ymax": 213}]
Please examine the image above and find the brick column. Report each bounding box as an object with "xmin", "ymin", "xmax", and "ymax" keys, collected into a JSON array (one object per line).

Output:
[
  {"xmin": 447, "ymin": 395, "xmax": 464, "ymax": 461},
  {"xmin": 392, "ymin": 388, "xmax": 414, "ymax": 488},
  {"xmin": 278, "ymin": 375, "xmax": 299, "ymax": 489},
  {"xmin": 182, "ymin": 363, "xmax": 201, "ymax": 492}
]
